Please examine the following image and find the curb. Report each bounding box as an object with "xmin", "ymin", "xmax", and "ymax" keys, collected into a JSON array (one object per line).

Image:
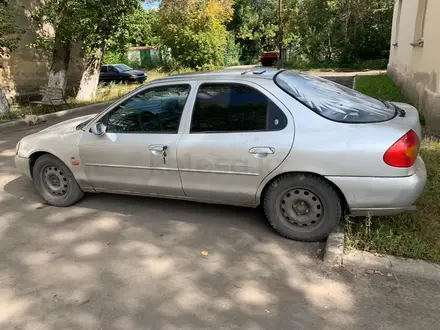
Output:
[
  {"xmin": 323, "ymin": 223, "xmax": 345, "ymax": 266},
  {"xmin": 343, "ymin": 250, "xmax": 440, "ymax": 281},
  {"xmin": 0, "ymin": 101, "xmax": 112, "ymax": 131}
]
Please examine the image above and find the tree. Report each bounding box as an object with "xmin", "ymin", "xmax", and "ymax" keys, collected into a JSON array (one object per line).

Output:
[
  {"xmin": 156, "ymin": 0, "xmax": 233, "ymax": 69},
  {"xmin": 293, "ymin": 0, "xmax": 394, "ymax": 65},
  {"xmin": 33, "ymin": 0, "xmax": 142, "ymax": 101},
  {"xmin": 228, "ymin": 0, "xmax": 279, "ymax": 61},
  {"xmin": 75, "ymin": 0, "xmax": 142, "ymax": 101},
  {"xmin": 32, "ymin": 0, "xmax": 81, "ymax": 91},
  {"xmin": 128, "ymin": 7, "xmax": 160, "ymax": 47},
  {"xmin": 0, "ymin": 0, "xmax": 23, "ymax": 115}
]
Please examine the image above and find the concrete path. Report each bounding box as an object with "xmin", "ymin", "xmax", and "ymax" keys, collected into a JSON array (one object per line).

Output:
[{"xmin": 1, "ymin": 106, "xmax": 440, "ymax": 329}]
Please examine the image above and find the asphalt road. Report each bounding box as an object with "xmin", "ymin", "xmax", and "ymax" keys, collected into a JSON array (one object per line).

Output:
[{"xmin": 1, "ymin": 107, "xmax": 440, "ymax": 330}]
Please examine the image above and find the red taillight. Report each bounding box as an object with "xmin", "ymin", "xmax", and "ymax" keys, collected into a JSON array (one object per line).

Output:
[{"xmin": 384, "ymin": 130, "xmax": 420, "ymax": 168}]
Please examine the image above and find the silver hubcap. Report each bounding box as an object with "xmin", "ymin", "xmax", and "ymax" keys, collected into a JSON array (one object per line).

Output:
[
  {"xmin": 41, "ymin": 165, "xmax": 68, "ymax": 196},
  {"xmin": 280, "ymin": 188, "xmax": 323, "ymax": 228}
]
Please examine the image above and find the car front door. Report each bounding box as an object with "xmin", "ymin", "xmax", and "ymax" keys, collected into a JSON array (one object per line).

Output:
[
  {"xmin": 177, "ymin": 81, "xmax": 295, "ymax": 205},
  {"xmin": 79, "ymin": 83, "xmax": 194, "ymax": 196},
  {"xmin": 107, "ymin": 65, "xmax": 121, "ymax": 83}
]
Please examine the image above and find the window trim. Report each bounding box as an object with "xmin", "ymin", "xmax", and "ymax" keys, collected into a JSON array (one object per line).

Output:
[
  {"xmin": 393, "ymin": 0, "xmax": 403, "ymax": 46},
  {"xmin": 412, "ymin": 0, "xmax": 428, "ymax": 45},
  {"xmin": 98, "ymin": 83, "xmax": 192, "ymax": 135},
  {"xmin": 189, "ymin": 82, "xmax": 288, "ymax": 134},
  {"xmin": 107, "ymin": 66, "xmax": 117, "ymax": 73}
]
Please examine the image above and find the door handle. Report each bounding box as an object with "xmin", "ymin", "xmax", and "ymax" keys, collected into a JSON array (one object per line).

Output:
[
  {"xmin": 149, "ymin": 144, "xmax": 167, "ymax": 155},
  {"xmin": 249, "ymin": 147, "xmax": 275, "ymax": 158},
  {"xmin": 249, "ymin": 147, "xmax": 275, "ymax": 155}
]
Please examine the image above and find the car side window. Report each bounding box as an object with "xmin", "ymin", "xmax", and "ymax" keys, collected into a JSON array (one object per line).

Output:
[
  {"xmin": 103, "ymin": 85, "xmax": 191, "ymax": 134},
  {"xmin": 100, "ymin": 66, "xmax": 108, "ymax": 73},
  {"xmin": 190, "ymin": 83, "xmax": 287, "ymax": 133},
  {"xmin": 107, "ymin": 66, "xmax": 117, "ymax": 73}
]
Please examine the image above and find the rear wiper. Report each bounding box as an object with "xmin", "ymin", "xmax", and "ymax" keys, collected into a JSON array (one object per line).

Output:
[
  {"xmin": 379, "ymin": 99, "xmax": 406, "ymax": 117},
  {"xmin": 378, "ymin": 98, "xmax": 390, "ymax": 108},
  {"xmin": 395, "ymin": 106, "xmax": 406, "ymax": 117}
]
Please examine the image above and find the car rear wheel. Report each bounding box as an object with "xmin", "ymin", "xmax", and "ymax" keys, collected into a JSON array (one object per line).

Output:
[
  {"xmin": 33, "ymin": 154, "xmax": 84, "ymax": 207},
  {"xmin": 263, "ymin": 173, "xmax": 342, "ymax": 241}
]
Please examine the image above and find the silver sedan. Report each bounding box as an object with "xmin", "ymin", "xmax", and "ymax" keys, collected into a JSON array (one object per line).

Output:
[{"xmin": 14, "ymin": 68, "xmax": 427, "ymax": 241}]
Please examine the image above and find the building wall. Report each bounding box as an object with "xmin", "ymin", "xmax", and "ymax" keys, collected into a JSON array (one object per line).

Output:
[
  {"xmin": 388, "ymin": 0, "xmax": 440, "ymax": 135},
  {"xmin": 0, "ymin": 0, "xmax": 83, "ymax": 102}
]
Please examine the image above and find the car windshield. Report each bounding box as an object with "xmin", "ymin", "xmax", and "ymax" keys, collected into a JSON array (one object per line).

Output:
[
  {"xmin": 114, "ymin": 64, "xmax": 133, "ymax": 72},
  {"xmin": 274, "ymin": 70, "xmax": 396, "ymax": 123}
]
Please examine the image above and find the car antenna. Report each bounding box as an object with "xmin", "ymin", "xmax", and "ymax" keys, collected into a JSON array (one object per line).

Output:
[{"xmin": 241, "ymin": 69, "xmax": 252, "ymax": 75}]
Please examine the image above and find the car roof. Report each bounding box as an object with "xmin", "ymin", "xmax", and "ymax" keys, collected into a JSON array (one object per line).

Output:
[
  {"xmin": 102, "ymin": 63, "xmax": 127, "ymax": 67},
  {"xmin": 154, "ymin": 67, "xmax": 282, "ymax": 83}
]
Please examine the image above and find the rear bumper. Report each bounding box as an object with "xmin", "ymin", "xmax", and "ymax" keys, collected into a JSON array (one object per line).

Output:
[
  {"xmin": 326, "ymin": 157, "xmax": 427, "ymax": 217},
  {"xmin": 14, "ymin": 155, "xmax": 32, "ymax": 179}
]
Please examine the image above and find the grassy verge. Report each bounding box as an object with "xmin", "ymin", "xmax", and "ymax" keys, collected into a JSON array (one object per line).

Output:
[
  {"xmin": 281, "ymin": 58, "xmax": 388, "ymax": 72},
  {"xmin": 355, "ymin": 74, "xmax": 407, "ymax": 103},
  {"xmin": 346, "ymin": 74, "xmax": 440, "ymax": 262},
  {"xmin": 0, "ymin": 68, "xmax": 176, "ymax": 123}
]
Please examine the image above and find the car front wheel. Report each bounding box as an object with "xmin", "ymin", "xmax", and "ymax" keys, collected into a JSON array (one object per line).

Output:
[
  {"xmin": 263, "ymin": 173, "xmax": 342, "ymax": 242},
  {"xmin": 33, "ymin": 154, "xmax": 84, "ymax": 207}
]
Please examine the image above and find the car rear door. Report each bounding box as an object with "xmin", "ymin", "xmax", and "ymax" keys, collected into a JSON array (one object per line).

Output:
[{"xmin": 177, "ymin": 80, "xmax": 295, "ymax": 205}]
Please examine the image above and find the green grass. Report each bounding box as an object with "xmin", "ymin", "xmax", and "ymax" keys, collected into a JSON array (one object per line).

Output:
[
  {"xmin": 0, "ymin": 108, "xmax": 21, "ymax": 123},
  {"xmin": 355, "ymin": 74, "xmax": 408, "ymax": 103},
  {"xmin": 280, "ymin": 58, "xmax": 388, "ymax": 72},
  {"xmin": 346, "ymin": 75, "xmax": 440, "ymax": 262}
]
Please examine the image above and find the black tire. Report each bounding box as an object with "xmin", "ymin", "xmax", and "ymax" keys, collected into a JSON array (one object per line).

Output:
[
  {"xmin": 32, "ymin": 154, "xmax": 84, "ymax": 207},
  {"xmin": 263, "ymin": 173, "xmax": 342, "ymax": 242}
]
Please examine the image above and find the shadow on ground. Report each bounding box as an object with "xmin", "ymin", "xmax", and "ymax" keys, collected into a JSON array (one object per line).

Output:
[{"xmin": 0, "ymin": 112, "xmax": 440, "ymax": 330}]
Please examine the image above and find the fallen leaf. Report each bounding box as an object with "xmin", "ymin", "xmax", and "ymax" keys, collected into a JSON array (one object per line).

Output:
[
  {"xmin": 365, "ymin": 269, "xmax": 375, "ymax": 275},
  {"xmin": 265, "ymin": 310, "xmax": 271, "ymax": 314},
  {"xmin": 387, "ymin": 273, "xmax": 393, "ymax": 277},
  {"xmin": 201, "ymin": 250, "xmax": 208, "ymax": 257},
  {"xmin": 36, "ymin": 204, "xmax": 48, "ymax": 210},
  {"xmin": 374, "ymin": 270, "xmax": 384, "ymax": 275}
]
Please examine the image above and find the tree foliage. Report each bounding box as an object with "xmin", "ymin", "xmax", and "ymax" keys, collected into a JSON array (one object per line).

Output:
[
  {"xmin": 33, "ymin": 0, "xmax": 144, "ymax": 54},
  {"xmin": 0, "ymin": 0, "xmax": 23, "ymax": 55},
  {"xmin": 127, "ymin": 7, "xmax": 160, "ymax": 47},
  {"xmin": 229, "ymin": 0, "xmax": 279, "ymax": 52},
  {"xmin": 156, "ymin": 0, "xmax": 234, "ymax": 69},
  {"xmin": 293, "ymin": 0, "xmax": 394, "ymax": 65},
  {"xmin": 228, "ymin": 0, "xmax": 393, "ymax": 66}
]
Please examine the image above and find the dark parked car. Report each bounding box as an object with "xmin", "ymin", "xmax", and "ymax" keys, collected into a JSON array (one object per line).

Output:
[{"xmin": 99, "ymin": 64, "xmax": 147, "ymax": 84}]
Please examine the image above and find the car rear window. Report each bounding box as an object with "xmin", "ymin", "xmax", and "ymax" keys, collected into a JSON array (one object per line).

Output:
[{"xmin": 274, "ymin": 70, "xmax": 396, "ymax": 123}]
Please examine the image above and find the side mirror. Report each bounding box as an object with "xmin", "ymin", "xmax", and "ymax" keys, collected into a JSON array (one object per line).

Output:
[{"xmin": 90, "ymin": 122, "xmax": 106, "ymax": 136}]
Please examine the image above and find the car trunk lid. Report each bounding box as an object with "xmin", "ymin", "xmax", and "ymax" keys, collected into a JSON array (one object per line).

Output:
[{"xmin": 388, "ymin": 102, "xmax": 422, "ymax": 139}]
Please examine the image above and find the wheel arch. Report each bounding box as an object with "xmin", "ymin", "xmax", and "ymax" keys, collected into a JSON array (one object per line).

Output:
[
  {"xmin": 258, "ymin": 171, "xmax": 349, "ymax": 212},
  {"xmin": 29, "ymin": 151, "xmax": 58, "ymax": 178}
]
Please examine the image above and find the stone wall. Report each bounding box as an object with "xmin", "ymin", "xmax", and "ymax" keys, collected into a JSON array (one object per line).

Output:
[
  {"xmin": 388, "ymin": 0, "xmax": 440, "ymax": 135},
  {"xmin": 388, "ymin": 65, "xmax": 440, "ymax": 135}
]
